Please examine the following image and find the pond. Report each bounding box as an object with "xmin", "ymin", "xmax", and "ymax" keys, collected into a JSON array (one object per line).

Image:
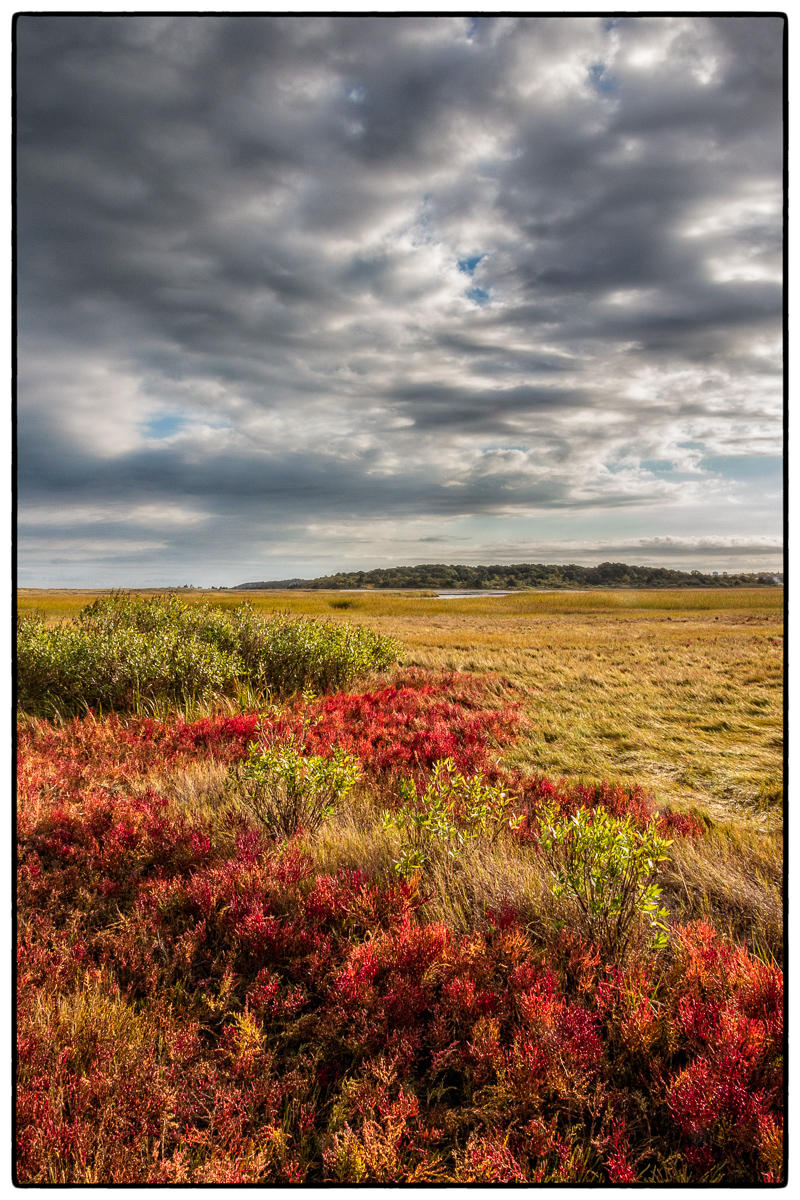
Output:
[{"xmin": 436, "ymin": 590, "xmax": 512, "ymax": 598}]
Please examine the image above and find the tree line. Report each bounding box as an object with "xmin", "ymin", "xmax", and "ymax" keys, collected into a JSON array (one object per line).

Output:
[{"xmin": 236, "ymin": 562, "xmax": 782, "ymax": 591}]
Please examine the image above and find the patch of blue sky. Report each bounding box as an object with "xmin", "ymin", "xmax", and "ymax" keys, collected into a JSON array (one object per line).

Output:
[
  {"xmin": 467, "ymin": 286, "xmax": 490, "ymax": 306},
  {"xmin": 640, "ymin": 458, "xmax": 678, "ymax": 474},
  {"xmin": 458, "ymin": 255, "xmax": 483, "ymax": 275},
  {"xmin": 589, "ymin": 62, "xmax": 618, "ymax": 95},
  {"xmin": 700, "ymin": 454, "xmax": 783, "ymax": 480},
  {"xmin": 145, "ymin": 412, "xmax": 185, "ymax": 439}
]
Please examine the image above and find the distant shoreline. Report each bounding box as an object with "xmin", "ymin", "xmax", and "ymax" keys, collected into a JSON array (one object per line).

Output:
[{"xmin": 234, "ymin": 560, "xmax": 782, "ymax": 593}]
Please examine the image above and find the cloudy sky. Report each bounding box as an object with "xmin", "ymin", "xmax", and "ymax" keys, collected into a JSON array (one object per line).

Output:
[{"xmin": 16, "ymin": 14, "xmax": 784, "ymax": 586}]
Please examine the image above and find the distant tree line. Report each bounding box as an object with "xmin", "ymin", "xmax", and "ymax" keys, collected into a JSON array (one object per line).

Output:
[{"xmin": 236, "ymin": 562, "xmax": 782, "ymax": 591}]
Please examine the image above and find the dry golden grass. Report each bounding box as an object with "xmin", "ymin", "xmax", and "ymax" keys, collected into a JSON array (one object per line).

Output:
[
  {"xmin": 662, "ymin": 822, "xmax": 783, "ymax": 961},
  {"xmin": 292, "ymin": 789, "xmax": 784, "ymax": 962},
  {"xmin": 311, "ymin": 791, "xmax": 782, "ymax": 962},
  {"xmin": 348, "ymin": 592, "xmax": 782, "ymax": 817},
  {"xmin": 17, "ymin": 583, "xmax": 781, "ymax": 622},
  {"xmin": 146, "ymin": 759, "xmax": 230, "ymax": 818}
]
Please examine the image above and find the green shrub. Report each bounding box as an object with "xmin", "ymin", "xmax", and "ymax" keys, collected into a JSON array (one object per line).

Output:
[
  {"xmin": 384, "ymin": 758, "xmax": 521, "ymax": 877},
  {"xmin": 16, "ymin": 593, "xmax": 398, "ymax": 716},
  {"xmin": 248, "ymin": 612, "xmax": 395, "ymax": 696},
  {"xmin": 537, "ymin": 805, "xmax": 672, "ymax": 960},
  {"xmin": 231, "ymin": 738, "xmax": 362, "ymax": 839}
]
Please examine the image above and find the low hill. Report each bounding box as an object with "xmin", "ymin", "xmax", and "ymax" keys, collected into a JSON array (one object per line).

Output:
[{"xmin": 235, "ymin": 562, "xmax": 782, "ymax": 591}]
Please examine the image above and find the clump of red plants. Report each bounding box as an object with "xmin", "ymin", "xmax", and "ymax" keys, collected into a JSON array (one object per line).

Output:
[{"xmin": 16, "ymin": 669, "xmax": 781, "ymax": 1183}]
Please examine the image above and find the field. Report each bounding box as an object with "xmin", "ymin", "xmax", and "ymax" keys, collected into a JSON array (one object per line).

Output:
[
  {"xmin": 16, "ymin": 588, "xmax": 784, "ymax": 1183},
  {"xmin": 19, "ymin": 586, "xmax": 782, "ymax": 818}
]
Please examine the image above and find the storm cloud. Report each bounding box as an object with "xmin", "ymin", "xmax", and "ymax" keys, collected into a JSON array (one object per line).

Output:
[{"xmin": 16, "ymin": 15, "xmax": 783, "ymax": 585}]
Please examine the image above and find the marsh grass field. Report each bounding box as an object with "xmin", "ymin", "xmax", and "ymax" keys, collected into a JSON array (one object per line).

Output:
[
  {"xmin": 19, "ymin": 585, "xmax": 783, "ymax": 818},
  {"xmin": 15, "ymin": 586, "xmax": 785, "ymax": 1184}
]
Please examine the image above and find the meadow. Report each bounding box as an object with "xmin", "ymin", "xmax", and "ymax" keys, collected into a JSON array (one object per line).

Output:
[{"xmin": 16, "ymin": 587, "xmax": 784, "ymax": 1183}]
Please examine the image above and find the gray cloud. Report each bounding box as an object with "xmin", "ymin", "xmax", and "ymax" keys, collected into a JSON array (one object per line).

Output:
[{"xmin": 16, "ymin": 15, "xmax": 783, "ymax": 585}]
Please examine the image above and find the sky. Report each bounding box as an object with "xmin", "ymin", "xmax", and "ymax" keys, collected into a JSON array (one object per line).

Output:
[{"xmin": 16, "ymin": 14, "xmax": 784, "ymax": 587}]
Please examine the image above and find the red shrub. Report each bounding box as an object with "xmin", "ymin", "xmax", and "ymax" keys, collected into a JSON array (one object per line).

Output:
[
  {"xmin": 513, "ymin": 772, "xmax": 704, "ymax": 841},
  {"xmin": 663, "ymin": 922, "xmax": 784, "ymax": 1180},
  {"xmin": 252, "ymin": 672, "xmax": 521, "ymax": 782}
]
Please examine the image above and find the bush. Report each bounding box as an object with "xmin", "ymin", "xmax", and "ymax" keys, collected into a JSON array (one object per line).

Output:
[
  {"xmin": 249, "ymin": 612, "xmax": 395, "ymax": 696},
  {"xmin": 384, "ymin": 758, "xmax": 521, "ymax": 877},
  {"xmin": 16, "ymin": 593, "xmax": 398, "ymax": 715},
  {"xmin": 231, "ymin": 738, "xmax": 362, "ymax": 839},
  {"xmin": 537, "ymin": 805, "xmax": 671, "ymax": 961}
]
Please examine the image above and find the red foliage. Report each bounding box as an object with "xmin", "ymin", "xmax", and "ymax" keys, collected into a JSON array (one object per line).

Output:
[
  {"xmin": 513, "ymin": 772, "xmax": 704, "ymax": 840},
  {"xmin": 18, "ymin": 669, "xmax": 702, "ymax": 838},
  {"xmin": 17, "ymin": 671, "xmax": 519, "ymax": 803},
  {"xmin": 16, "ymin": 670, "xmax": 777, "ymax": 1184},
  {"xmin": 664, "ymin": 922, "xmax": 783, "ymax": 1180},
  {"xmin": 251, "ymin": 670, "xmax": 521, "ymax": 782}
]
